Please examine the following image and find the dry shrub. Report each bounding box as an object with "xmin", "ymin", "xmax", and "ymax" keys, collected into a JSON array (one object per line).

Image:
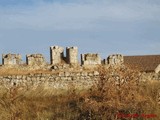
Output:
[{"xmin": 76, "ymin": 66, "xmax": 159, "ymax": 120}]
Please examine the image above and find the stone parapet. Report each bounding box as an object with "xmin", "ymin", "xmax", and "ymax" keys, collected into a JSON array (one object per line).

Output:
[
  {"xmin": 81, "ymin": 53, "xmax": 101, "ymax": 65},
  {"xmin": 50, "ymin": 46, "xmax": 64, "ymax": 65},
  {"xmin": 66, "ymin": 46, "xmax": 78, "ymax": 64},
  {"xmin": 2, "ymin": 53, "xmax": 22, "ymax": 65},
  {"xmin": 106, "ymin": 54, "xmax": 124, "ymax": 65},
  {"xmin": 26, "ymin": 54, "xmax": 46, "ymax": 66}
]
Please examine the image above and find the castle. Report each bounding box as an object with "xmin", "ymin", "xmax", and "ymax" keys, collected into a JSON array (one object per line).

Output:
[
  {"xmin": 1, "ymin": 45, "xmax": 160, "ymax": 73},
  {"xmin": 0, "ymin": 45, "xmax": 159, "ymax": 89}
]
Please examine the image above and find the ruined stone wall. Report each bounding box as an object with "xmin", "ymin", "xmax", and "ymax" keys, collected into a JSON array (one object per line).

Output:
[
  {"xmin": 0, "ymin": 71, "xmax": 100, "ymax": 89},
  {"xmin": 50, "ymin": 46, "xmax": 64, "ymax": 65},
  {"xmin": 2, "ymin": 54, "xmax": 22, "ymax": 65},
  {"xmin": 26, "ymin": 54, "xmax": 46, "ymax": 66},
  {"xmin": 155, "ymin": 64, "xmax": 160, "ymax": 73},
  {"xmin": 107, "ymin": 54, "xmax": 124, "ymax": 65},
  {"xmin": 0, "ymin": 71, "xmax": 159, "ymax": 89},
  {"xmin": 81, "ymin": 53, "xmax": 101, "ymax": 65},
  {"xmin": 66, "ymin": 47, "xmax": 78, "ymax": 64},
  {"xmin": 141, "ymin": 72, "xmax": 160, "ymax": 81}
]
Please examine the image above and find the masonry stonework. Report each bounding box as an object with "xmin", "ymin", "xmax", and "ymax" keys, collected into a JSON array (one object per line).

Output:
[
  {"xmin": 0, "ymin": 71, "xmax": 100, "ymax": 89},
  {"xmin": 1, "ymin": 46, "xmax": 159, "ymax": 74},
  {"xmin": 0, "ymin": 45, "xmax": 160, "ymax": 91},
  {"xmin": 26, "ymin": 54, "xmax": 46, "ymax": 66},
  {"xmin": 155, "ymin": 64, "xmax": 160, "ymax": 73},
  {"xmin": 81, "ymin": 53, "xmax": 101, "ymax": 65},
  {"xmin": 107, "ymin": 54, "xmax": 124, "ymax": 65},
  {"xmin": 50, "ymin": 46, "xmax": 64, "ymax": 65},
  {"xmin": 0, "ymin": 71, "xmax": 159, "ymax": 89},
  {"xmin": 2, "ymin": 53, "xmax": 22, "ymax": 65},
  {"xmin": 66, "ymin": 47, "xmax": 78, "ymax": 64}
]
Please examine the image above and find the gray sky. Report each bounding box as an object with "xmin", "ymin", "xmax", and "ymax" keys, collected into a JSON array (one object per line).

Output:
[{"xmin": 0, "ymin": 0, "xmax": 160, "ymax": 62}]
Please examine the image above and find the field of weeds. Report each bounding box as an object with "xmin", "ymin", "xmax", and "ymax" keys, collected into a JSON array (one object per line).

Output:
[{"xmin": 0, "ymin": 66, "xmax": 160, "ymax": 120}]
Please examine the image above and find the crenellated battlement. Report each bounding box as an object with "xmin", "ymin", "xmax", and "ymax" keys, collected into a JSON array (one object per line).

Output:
[
  {"xmin": 66, "ymin": 46, "xmax": 78, "ymax": 64},
  {"xmin": 1, "ymin": 45, "xmax": 160, "ymax": 73},
  {"xmin": 0, "ymin": 46, "xmax": 160, "ymax": 89},
  {"xmin": 26, "ymin": 54, "xmax": 46, "ymax": 66},
  {"xmin": 106, "ymin": 54, "xmax": 124, "ymax": 65},
  {"xmin": 81, "ymin": 53, "xmax": 101, "ymax": 65},
  {"xmin": 50, "ymin": 46, "xmax": 64, "ymax": 65},
  {"xmin": 2, "ymin": 53, "xmax": 22, "ymax": 65}
]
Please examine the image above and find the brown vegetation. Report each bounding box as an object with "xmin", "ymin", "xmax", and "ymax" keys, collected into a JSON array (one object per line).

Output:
[
  {"xmin": 0, "ymin": 67, "xmax": 54, "ymax": 75},
  {"xmin": 0, "ymin": 66, "xmax": 159, "ymax": 119}
]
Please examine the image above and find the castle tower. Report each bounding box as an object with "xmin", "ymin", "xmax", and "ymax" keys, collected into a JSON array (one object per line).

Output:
[
  {"xmin": 107, "ymin": 54, "xmax": 124, "ymax": 65},
  {"xmin": 2, "ymin": 53, "xmax": 22, "ymax": 65},
  {"xmin": 81, "ymin": 53, "xmax": 101, "ymax": 65},
  {"xmin": 50, "ymin": 46, "xmax": 64, "ymax": 65},
  {"xmin": 66, "ymin": 46, "xmax": 78, "ymax": 64},
  {"xmin": 26, "ymin": 54, "xmax": 46, "ymax": 66}
]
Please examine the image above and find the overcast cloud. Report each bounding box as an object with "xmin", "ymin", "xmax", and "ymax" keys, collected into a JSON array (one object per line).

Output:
[
  {"xmin": 0, "ymin": 0, "xmax": 160, "ymax": 62},
  {"xmin": 0, "ymin": 0, "xmax": 160, "ymax": 30}
]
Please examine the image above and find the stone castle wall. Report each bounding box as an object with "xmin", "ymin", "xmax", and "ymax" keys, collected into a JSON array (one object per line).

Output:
[
  {"xmin": 50, "ymin": 46, "xmax": 64, "ymax": 65},
  {"xmin": 1, "ymin": 46, "xmax": 124, "ymax": 66},
  {"xmin": 66, "ymin": 47, "xmax": 78, "ymax": 64},
  {"xmin": 107, "ymin": 54, "xmax": 124, "ymax": 65},
  {"xmin": 0, "ymin": 71, "xmax": 100, "ymax": 89},
  {"xmin": 0, "ymin": 45, "xmax": 159, "ymax": 90},
  {"xmin": 2, "ymin": 54, "xmax": 22, "ymax": 65},
  {"xmin": 0, "ymin": 70, "xmax": 159, "ymax": 89},
  {"xmin": 81, "ymin": 53, "xmax": 101, "ymax": 65},
  {"xmin": 0, "ymin": 45, "xmax": 126, "ymax": 90},
  {"xmin": 26, "ymin": 54, "xmax": 46, "ymax": 66}
]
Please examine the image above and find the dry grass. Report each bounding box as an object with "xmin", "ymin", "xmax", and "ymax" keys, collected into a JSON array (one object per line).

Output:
[
  {"xmin": 0, "ymin": 65, "xmax": 89, "ymax": 75},
  {"xmin": 77, "ymin": 66, "xmax": 160, "ymax": 119},
  {"xmin": 0, "ymin": 85, "xmax": 81, "ymax": 120},
  {"xmin": 0, "ymin": 67, "xmax": 53, "ymax": 75},
  {"xmin": 0, "ymin": 66, "xmax": 159, "ymax": 119}
]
